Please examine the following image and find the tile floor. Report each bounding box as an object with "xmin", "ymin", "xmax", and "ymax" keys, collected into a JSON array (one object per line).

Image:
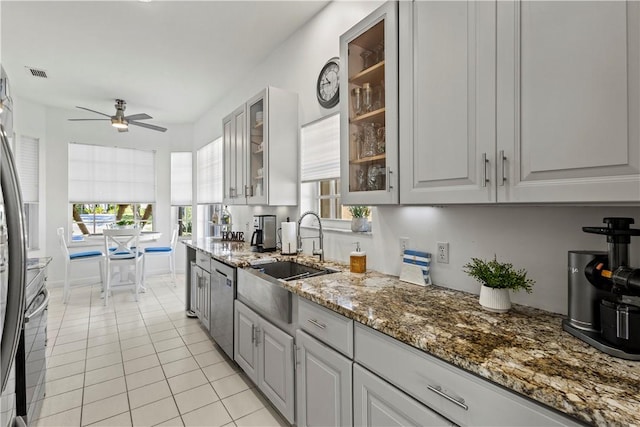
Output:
[{"xmin": 36, "ymin": 273, "xmax": 288, "ymax": 427}]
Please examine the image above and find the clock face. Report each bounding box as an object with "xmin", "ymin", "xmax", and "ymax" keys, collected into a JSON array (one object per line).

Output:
[{"xmin": 317, "ymin": 58, "xmax": 340, "ymax": 108}]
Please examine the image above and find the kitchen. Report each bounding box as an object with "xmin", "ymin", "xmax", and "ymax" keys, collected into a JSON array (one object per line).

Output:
[{"xmin": 1, "ymin": 0, "xmax": 640, "ymax": 426}]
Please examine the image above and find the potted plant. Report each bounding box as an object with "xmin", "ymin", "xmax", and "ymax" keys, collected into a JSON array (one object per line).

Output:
[
  {"xmin": 348, "ymin": 206, "xmax": 370, "ymax": 232},
  {"xmin": 463, "ymin": 256, "xmax": 534, "ymax": 313}
]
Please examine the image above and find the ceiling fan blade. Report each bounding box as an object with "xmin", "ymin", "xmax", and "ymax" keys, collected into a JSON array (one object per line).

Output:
[
  {"xmin": 124, "ymin": 113, "xmax": 152, "ymax": 121},
  {"xmin": 76, "ymin": 106, "xmax": 112, "ymax": 117},
  {"xmin": 129, "ymin": 121, "xmax": 167, "ymax": 132},
  {"xmin": 68, "ymin": 118, "xmax": 110, "ymax": 121}
]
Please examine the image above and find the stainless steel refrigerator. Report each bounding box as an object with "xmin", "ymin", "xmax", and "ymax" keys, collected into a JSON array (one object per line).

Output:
[{"xmin": 0, "ymin": 92, "xmax": 29, "ymax": 426}]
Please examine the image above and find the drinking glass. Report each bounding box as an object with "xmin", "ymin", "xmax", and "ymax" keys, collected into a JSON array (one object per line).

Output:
[
  {"xmin": 373, "ymin": 84, "xmax": 384, "ymax": 110},
  {"xmin": 362, "ymin": 83, "xmax": 373, "ymax": 113},
  {"xmin": 376, "ymin": 126, "xmax": 386, "ymax": 155},
  {"xmin": 374, "ymin": 43, "xmax": 384, "ymax": 63},
  {"xmin": 360, "ymin": 50, "xmax": 374, "ymax": 70},
  {"xmin": 362, "ymin": 123, "xmax": 376, "ymax": 158},
  {"xmin": 351, "ymin": 87, "xmax": 362, "ymax": 116}
]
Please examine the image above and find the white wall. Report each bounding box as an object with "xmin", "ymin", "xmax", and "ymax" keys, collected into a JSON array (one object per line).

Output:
[
  {"xmin": 14, "ymin": 96, "xmax": 193, "ymax": 286},
  {"xmin": 192, "ymin": 1, "xmax": 640, "ymax": 315}
]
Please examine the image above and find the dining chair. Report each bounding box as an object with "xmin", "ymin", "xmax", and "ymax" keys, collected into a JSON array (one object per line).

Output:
[
  {"xmin": 143, "ymin": 225, "xmax": 179, "ymax": 286},
  {"xmin": 57, "ymin": 227, "xmax": 105, "ymax": 304},
  {"xmin": 103, "ymin": 228, "xmax": 144, "ymax": 306}
]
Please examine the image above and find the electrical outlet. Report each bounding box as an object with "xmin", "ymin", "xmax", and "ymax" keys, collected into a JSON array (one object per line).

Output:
[
  {"xmin": 399, "ymin": 237, "xmax": 410, "ymax": 256},
  {"xmin": 437, "ymin": 242, "xmax": 449, "ymax": 264}
]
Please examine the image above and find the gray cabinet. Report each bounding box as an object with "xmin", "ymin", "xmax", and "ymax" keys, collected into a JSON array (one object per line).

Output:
[
  {"xmin": 400, "ymin": 0, "xmax": 640, "ymax": 204},
  {"xmin": 354, "ymin": 364, "xmax": 453, "ymax": 427},
  {"xmin": 191, "ymin": 265, "xmax": 210, "ymax": 332},
  {"xmin": 233, "ymin": 301, "xmax": 295, "ymax": 424},
  {"xmin": 296, "ymin": 330, "xmax": 352, "ymax": 427},
  {"xmin": 223, "ymin": 105, "xmax": 247, "ymax": 205}
]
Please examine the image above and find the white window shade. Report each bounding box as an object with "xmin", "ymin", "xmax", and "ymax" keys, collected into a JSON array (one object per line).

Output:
[
  {"xmin": 301, "ymin": 113, "xmax": 340, "ymax": 182},
  {"xmin": 197, "ymin": 137, "xmax": 223, "ymax": 204},
  {"xmin": 68, "ymin": 143, "xmax": 156, "ymax": 203},
  {"xmin": 16, "ymin": 136, "xmax": 39, "ymax": 203},
  {"xmin": 171, "ymin": 152, "xmax": 192, "ymax": 205}
]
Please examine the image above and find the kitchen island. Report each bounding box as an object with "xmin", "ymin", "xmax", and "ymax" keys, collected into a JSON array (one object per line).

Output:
[{"xmin": 184, "ymin": 239, "xmax": 639, "ymax": 426}]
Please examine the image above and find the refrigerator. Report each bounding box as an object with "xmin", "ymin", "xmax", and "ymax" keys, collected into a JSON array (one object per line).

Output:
[{"xmin": 0, "ymin": 67, "xmax": 29, "ymax": 427}]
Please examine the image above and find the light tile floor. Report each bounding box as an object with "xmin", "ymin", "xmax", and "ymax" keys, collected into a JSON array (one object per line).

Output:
[{"xmin": 36, "ymin": 274, "xmax": 288, "ymax": 427}]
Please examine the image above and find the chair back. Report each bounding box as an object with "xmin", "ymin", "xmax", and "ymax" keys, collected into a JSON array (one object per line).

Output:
[
  {"xmin": 104, "ymin": 228, "xmax": 141, "ymax": 260},
  {"xmin": 170, "ymin": 225, "xmax": 179, "ymax": 250},
  {"xmin": 57, "ymin": 227, "xmax": 70, "ymax": 259}
]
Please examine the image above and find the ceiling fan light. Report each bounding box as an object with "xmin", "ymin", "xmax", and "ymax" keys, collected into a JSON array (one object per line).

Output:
[{"xmin": 111, "ymin": 117, "xmax": 128, "ymax": 129}]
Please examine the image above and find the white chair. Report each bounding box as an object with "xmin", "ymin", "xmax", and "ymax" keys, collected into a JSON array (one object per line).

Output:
[
  {"xmin": 143, "ymin": 225, "xmax": 179, "ymax": 286},
  {"xmin": 103, "ymin": 228, "xmax": 144, "ymax": 306},
  {"xmin": 57, "ymin": 227, "xmax": 105, "ymax": 304}
]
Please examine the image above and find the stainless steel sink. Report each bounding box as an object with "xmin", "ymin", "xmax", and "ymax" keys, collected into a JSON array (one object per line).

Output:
[
  {"xmin": 237, "ymin": 261, "xmax": 338, "ymax": 326},
  {"xmin": 253, "ymin": 260, "xmax": 336, "ymax": 281}
]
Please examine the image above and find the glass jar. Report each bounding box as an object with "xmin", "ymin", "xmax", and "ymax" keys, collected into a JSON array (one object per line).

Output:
[
  {"xmin": 362, "ymin": 83, "xmax": 373, "ymax": 113},
  {"xmin": 351, "ymin": 87, "xmax": 362, "ymax": 116},
  {"xmin": 360, "ymin": 49, "xmax": 374, "ymax": 70},
  {"xmin": 373, "ymin": 84, "xmax": 384, "ymax": 110},
  {"xmin": 374, "ymin": 43, "xmax": 385, "ymax": 63},
  {"xmin": 362, "ymin": 123, "xmax": 376, "ymax": 158}
]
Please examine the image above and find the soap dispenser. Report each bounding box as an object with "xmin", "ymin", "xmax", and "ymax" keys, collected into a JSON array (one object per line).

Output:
[{"xmin": 350, "ymin": 242, "xmax": 366, "ymax": 273}]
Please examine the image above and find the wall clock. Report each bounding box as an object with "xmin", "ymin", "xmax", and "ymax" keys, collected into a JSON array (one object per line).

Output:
[{"xmin": 317, "ymin": 57, "xmax": 340, "ymax": 108}]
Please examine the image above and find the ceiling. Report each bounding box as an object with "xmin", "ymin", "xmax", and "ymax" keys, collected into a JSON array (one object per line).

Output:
[{"xmin": 1, "ymin": 1, "xmax": 330, "ymax": 127}]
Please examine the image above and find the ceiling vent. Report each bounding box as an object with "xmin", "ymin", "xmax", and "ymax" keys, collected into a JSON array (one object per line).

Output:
[{"xmin": 25, "ymin": 67, "xmax": 48, "ymax": 78}]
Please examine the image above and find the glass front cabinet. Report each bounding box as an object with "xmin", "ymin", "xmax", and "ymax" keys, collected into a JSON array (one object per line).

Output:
[{"xmin": 340, "ymin": 1, "xmax": 398, "ymax": 205}]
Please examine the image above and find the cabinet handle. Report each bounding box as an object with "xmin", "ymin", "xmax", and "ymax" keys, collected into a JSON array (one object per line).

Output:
[
  {"xmin": 307, "ymin": 319, "xmax": 326, "ymax": 329},
  {"xmin": 499, "ymin": 150, "xmax": 507, "ymax": 186},
  {"xmin": 386, "ymin": 167, "xmax": 393, "ymax": 192},
  {"xmin": 251, "ymin": 324, "xmax": 255, "ymax": 344},
  {"xmin": 481, "ymin": 153, "xmax": 489, "ymax": 187},
  {"xmin": 427, "ymin": 385, "xmax": 468, "ymax": 411},
  {"xmin": 294, "ymin": 345, "xmax": 301, "ymax": 367},
  {"xmin": 255, "ymin": 326, "xmax": 260, "ymax": 345}
]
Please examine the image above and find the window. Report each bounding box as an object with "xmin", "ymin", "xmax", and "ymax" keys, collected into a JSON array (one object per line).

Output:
[
  {"xmin": 171, "ymin": 152, "xmax": 193, "ymax": 236},
  {"xmin": 15, "ymin": 135, "xmax": 40, "ymax": 250},
  {"xmin": 68, "ymin": 143, "xmax": 156, "ymax": 234},
  {"xmin": 197, "ymin": 138, "xmax": 223, "ymax": 238}
]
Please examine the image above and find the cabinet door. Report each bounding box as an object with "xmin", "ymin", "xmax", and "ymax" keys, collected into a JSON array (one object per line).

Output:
[
  {"xmin": 399, "ymin": 1, "xmax": 497, "ymax": 204},
  {"xmin": 233, "ymin": 301, "xmax": 258, "ymax": 382},
  {"xmin": 340, "ymin": 1, "xmax": 399, "ymax": 205},
  {"xmin": 190, "ymin": 263, "xmax": 198, "ymax": 315},
  {"xmin": 296, "ymin": 330, "xmax": 352, "ymax": 427},
  {"xmin": 246, "ymin": 91, "xmax": 267, "ymax": 205},
  {"xmin": 497, "ymin": 1, "xmax": 640, "ymax": 203},
  {"xmin": 354, "ymin": 364, "xmax": 452, "ymax": 427},
  {"xmin": 223, "ymin": 105, "xmax": 247, "ymax": 205},
  {"xmin": 201, "ymin": 273, "xmax": 210, "ymax": 332},
  {"xmin": 258, "ymin": 319, "xmax": 295, "ymax": 424}
]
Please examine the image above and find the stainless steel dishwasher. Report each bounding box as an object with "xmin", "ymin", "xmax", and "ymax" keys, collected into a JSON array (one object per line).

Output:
[{"xmin": 210, "ymin": 259, "xmax": 236, "ymax": 359}]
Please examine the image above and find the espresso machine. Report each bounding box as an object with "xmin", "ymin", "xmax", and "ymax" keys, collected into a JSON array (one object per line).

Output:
[
  {"xmin": 250, "ymin": 215, "xmax": 277, "ymax": 252},
  {"xmin": 564, "ymin": 217, "xmax": 640, "ymax": 360}
]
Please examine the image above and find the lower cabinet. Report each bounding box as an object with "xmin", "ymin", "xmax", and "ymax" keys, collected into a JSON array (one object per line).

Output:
[
  {"xmin": 295, "ymin": 330, "xmax": 352, "ymax": 427},
  {"xmin": 191, "ymin": 264, "xmax": 210, "ymax": 332},
  {"xmin": 354, "ymin": 364, "xmax": 453, "ymax": 427},
  {"xmin": 233, "ymin": 301, "xmax": 295, "ymax": 424}
]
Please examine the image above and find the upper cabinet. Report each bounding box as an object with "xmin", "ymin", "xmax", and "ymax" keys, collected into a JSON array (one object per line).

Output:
[
  {"xmin": 223, "ymin": 87, "xmax": 298, "ymax": 206},
  {"xmin": 340, "ymin": 2, "xmax": 399, "ymax": 205},
  {"xmin": 400, "ymin": 0, "xmax": 640, "ymax": 205}
]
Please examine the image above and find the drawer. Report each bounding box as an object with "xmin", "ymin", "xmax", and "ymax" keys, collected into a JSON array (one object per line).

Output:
[
  {"xmin": 196, "ymin": 251, "xmax": 211, "ymax": 272},
  {"xmin": 298, "ymin": 298, "xmax": 353, "ymax": 358},
  {"xmin": 354, "ymin": 324, "xmax": 580, "ymax": 427}
]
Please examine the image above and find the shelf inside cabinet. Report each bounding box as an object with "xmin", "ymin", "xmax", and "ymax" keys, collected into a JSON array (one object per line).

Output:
[
  {"xmin": 350, "ymin": 20, "xmax": 384, "ymax": 50},
  {"xmin": 350, "ymin": 153, "xmax": 386, "ymax": 165},
  {"xmin": 350, "ymin": 108, "xmax": 385, "ymax": 124},
  {"xmin": 254, "ymin": 121, "xmax": 264, "ymax": 129},
  {"xmin": 349, "ymin": 61, "xmax": 384, "ymax": 86}
]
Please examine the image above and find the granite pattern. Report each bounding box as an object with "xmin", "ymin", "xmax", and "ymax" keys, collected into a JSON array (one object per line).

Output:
[{"xmin": 184, "ymin": 239, "xmax": 640, "ymax": 426}]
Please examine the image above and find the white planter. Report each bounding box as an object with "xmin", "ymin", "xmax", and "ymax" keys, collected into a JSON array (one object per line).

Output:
[
  {"xmin": 351, "ymin": 218, "xmax": 369, "ymax": 232},
  {"xmin": 479, "ymin": 285, "xmax": 511, "ymax": 313}
]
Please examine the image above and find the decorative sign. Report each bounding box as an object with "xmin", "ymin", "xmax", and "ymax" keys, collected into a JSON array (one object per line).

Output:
[{"xmin": 222, "ymin": 231, "xmax": 245, "ymax": 242}]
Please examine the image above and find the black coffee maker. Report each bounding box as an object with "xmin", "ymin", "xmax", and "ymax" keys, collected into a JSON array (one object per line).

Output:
[{"xmin": 564, "ymin": 217, "xmax": 640, "ymax": 360}]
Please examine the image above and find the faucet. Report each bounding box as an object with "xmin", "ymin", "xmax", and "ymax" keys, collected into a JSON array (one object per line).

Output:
[{"xmin": 297, "ymin": 211, "xmax": 324, "ymax": 262}]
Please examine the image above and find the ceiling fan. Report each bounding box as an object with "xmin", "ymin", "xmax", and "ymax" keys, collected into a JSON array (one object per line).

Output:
[{"xmin": 68, "ymin": 99, "xmax": 167, "ymax": 133}]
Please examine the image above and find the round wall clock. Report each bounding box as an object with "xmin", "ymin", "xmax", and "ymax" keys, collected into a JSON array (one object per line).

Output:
[{"xmin": 317, "ymin": 57, "xmax": 340, "ymax": 108}]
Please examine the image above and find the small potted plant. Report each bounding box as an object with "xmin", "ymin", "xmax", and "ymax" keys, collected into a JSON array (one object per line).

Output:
[
  {"xmin": 463, "ymin": 255, "xmax": 534, "ymax": 313},
  {"xmin": 348, "ymin": 206, "xmax": 370, "ymax": 232}
]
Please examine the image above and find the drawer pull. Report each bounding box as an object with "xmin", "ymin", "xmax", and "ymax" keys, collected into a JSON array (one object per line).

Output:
[
  {"xmin": 427, "ymin": 385, "xmax": 468, "ymax": 411},
  {"xmin": 307, "ymin": 319, "xmax": 326, "ymax": 329}
]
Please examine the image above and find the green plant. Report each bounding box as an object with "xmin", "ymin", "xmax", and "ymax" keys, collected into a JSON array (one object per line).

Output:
[
  {"xmin": 463, "ymin": 256, "xmax": 534, "ymax": 293},
  {"xmin": 348, "ymin": 206, "xmax": 370, "ymax": 218},
  {"xmin": 116, "ymin": 219, "xmax": 135, "ymax": 226}
]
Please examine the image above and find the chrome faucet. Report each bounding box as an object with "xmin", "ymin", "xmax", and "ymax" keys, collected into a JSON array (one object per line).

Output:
[{"xmin": 297, "ymin": 211, "xmax": 324, "ymax": 262}]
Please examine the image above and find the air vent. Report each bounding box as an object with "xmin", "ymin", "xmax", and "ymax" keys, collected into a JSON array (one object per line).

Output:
[{"xmin": 25, "ymin": 67, "xmax": 47, "ymax": 78}]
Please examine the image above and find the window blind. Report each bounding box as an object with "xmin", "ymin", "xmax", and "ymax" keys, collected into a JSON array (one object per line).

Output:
[
  {"xmin": 16, "ymin": 136, "xmax": 39, "ymax": 203},
  {"xmin": 171, "ymin": 152, "xmax": 192, "ymax": 206},
  {"xmin": 197, "ymin": 137, "xmax": 223, "ymax": 204},
  {"xmin": 300, "ymin": 113, "xmax": 340, "ymax": 182},
  {"xmin": 68, "ymin": 143, "xmax": 156, "ymax": 203}
]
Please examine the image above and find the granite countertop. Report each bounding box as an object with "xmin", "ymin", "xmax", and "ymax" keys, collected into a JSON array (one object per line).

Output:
[{"xmin": 184, "ymin": 239, "xmax": 640, "ymax": 426}]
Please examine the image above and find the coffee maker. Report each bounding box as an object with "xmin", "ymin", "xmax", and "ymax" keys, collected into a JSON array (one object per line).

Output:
[
  {"xmin": 250, "ymin": 215, "xmax": 276, "ymax": 252},
  {"xmin": 564, "ymin": 217, "xmax": 640, "ymax": 360}
]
